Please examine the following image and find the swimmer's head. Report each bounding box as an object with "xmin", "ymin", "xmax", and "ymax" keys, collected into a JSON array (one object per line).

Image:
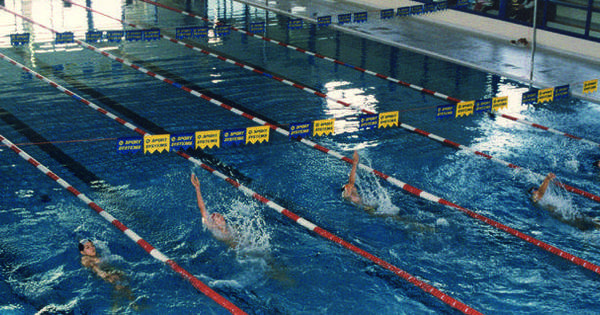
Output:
[
  {"xmin": 78, "ymin": 239, "xmax": 96, "ymax": 256},
  {"xmin": 210, "ymin": 213, "xmax": 226, "ymax": 225},
  {"xmin": 78, "ymin": 239, "xmax": 91, "ymax": 251}
]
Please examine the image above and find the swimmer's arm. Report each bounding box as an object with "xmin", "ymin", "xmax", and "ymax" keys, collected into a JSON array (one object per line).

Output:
[
  {"xmin": 82, "ymin": 257, "xmax": 111, "ymax": 281},
  {"xmin": 348, "ymin": 151, "xmax": 359, "ymax": 187},
  {"xmin": 191, "ymin": 174, "xmax": 210, "ymax": 223},
  {"xmin": 91, "ymin": 265, "xmax": 111, "ymax": 281},
  {"xmin": 534, "ymin": 173, "xmax": 556, "ymax": 201}
]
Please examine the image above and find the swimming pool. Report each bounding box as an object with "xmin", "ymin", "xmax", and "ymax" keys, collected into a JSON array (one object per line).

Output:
[{"xmin": 1, "ymin": 0, "xmax": 600, "ymax": 314}]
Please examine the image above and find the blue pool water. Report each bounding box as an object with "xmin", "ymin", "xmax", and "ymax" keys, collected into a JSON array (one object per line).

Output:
[{"xmin": 1, "ymin": 0, "xmax": 600, "ymax": 314}]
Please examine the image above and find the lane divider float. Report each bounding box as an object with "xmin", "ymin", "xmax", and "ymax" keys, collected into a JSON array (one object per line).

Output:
[
  {"xmin": 69, "ymin": 0, "xmax": 600, "ymax": 204},
  {"xmin": 64, "ymin": 0, "xmax": 355, "ymax": 110},
  {"xmin": 0, "ymin": 133, "xmax": 246, "ymax": 315},
  {"xmin": 0, "ymin": 45, "xmax": 480, "ymax": 315},
  {"xmin": 140, "ymin": 0, "xmax": 600, "ymax": 149},
  {"xmin": 10, "ymin": 4, "xmax": 598, "ymax": 279},
  {"xmin": 5, "ymin": 3, "xmax": 599, "ymax": 289}
]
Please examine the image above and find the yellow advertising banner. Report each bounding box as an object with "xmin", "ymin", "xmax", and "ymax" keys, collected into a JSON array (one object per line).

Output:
[
  {"xmin": 144, "ymin": 134, "xmax": 170, "ymax": 154},
  {"xmin": 195, "ymin": 130, "xmax": 220, "ymax": 149},
  {"xmin": 492, "ymin": 96, "xmax": 508, "ymax": 111},
  {"xmin": 313, "ymin": 119, "xmax": 335, "ymax": 137},
  {"xmin": 378, "ymin": 111, "xmax": 399, "ymax": 128},
  {"xmin": 456, "ymin": 101, "xmax": 474, "ymax": 117},
  {"xmin": 537, "ymin": 88, "xmax": 554, "ymax": 103},
  {"xmin": 583, "ymin": 79, "xmax": 598, "ymax": 94},
  {"xmin": 246, "ymin": 126, "xmax": 270, "ymax": 144}
]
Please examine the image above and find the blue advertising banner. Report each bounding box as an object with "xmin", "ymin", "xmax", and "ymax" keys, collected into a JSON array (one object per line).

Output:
[
  {"xmin": 397, "ymin": 7, "xmax": 411, "ymax": 17},
  {"xmin": 410, "ymin": 5, "xmax": 424, "ymax": 15},
  {"xmin": 249, "ymin": 22, "xmax": 265, "ymax": 33},
  {"xmin": 381, "ymin": 9, "xmax": 394, "ymax": 19},
  {"xmin": 436, "ymin": 104, "xmax": 455, "ymax": 120},
  {"xmin": 126, "ymin": 30, "xmax": 143, "ymax": 41},
  {"xmin": 474, "ymin": 98, "xmax": 492, "ymax": 113},
  {"xmin": 288, "ymin": 18, "xmax": 303, "ymax": 30},
  {"xmin": 223, "ymin": 128, "xmax": 246, "ymax": 146},
  {"xmin": 456, "ymin": 0, "xmax": 469, "ymax": 7},
  {"xmin": 176, "ymin": 27, "xmax": 192, "ymax": 39},
  {"xmin": 215, "ymin": 25, "xmax": 230, "ymax": 36},
  {"xmin": 107, "ymin": 30, "xmax": 124, "ymax": 42},
  {"xmin": 354, "ymin": 11, "xmax": 367, "ymax": 23},
  {"xmin": 425, "ymin": 3, "xmax": 437, "ymax": 13},
  {"xmin": 10, "ymin": 33, "xmax": 29, "ymax": 45},
  {"xmin": 85, "ymin": 31, "xmax": 103, "ymax": 43},
  {"xmin": 170, "ymin": 133, "xmax": 194, "ymax": 152},
  {"xmin": 289, "ymin": 122, "xmax": 311, "ymax": 139},
  {"xmin": 553, "ymin": 84, "xmax": 570, "ymax": 100},
  {"xmin": 521, "ymin": 90, "xmax": 538, "ymax": 105},
  {"xmin": 192, "ymin": 26, "xmax": 209, "ymax": 38},
  {"xmin": 116, "ymin": 137, "xmax": 143, "ymax": 154},
  {"xmin": 55, "ymin": 32, "xmax": 74, "ymax": 44},
  {"xmin": 318, "ymin": 15, "xmax": 332, "ymax": 27},
  {"xmin": 338, "ymin": 13, "xmax": 352, "ymax": 24},
  {"xmin": 143, "ymin": 29, "xmax": 160, "ymax": 41},
  {"xmin": 359, "ymin": 114, "xmax": 379, "ymax": 130}
]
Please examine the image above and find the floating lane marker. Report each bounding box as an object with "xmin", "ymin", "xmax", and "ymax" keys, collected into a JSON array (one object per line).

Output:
[
  {"xmin": 69, "ymin": 0, "xmax": 600, "ymax": 204},
  {"xmin": 398, "ymin": 121, "xmax": 600, "ymax": 203},
  {"xmin": 139, "ymin": 0, "xmax": 600, "ymax": 149},
  {"xmin": 4, "ymin": 4, "xmax": 599, "ymax": 285},
  {"xmin": 0, "ymin": 133, "xmax": 246, "ymax": 315},
  {"xmin": 178, "ymin": 153, "xmax": 482, "ymax": 315},
  {"xmin": 0, "ymin": 44, "xmax": 479, "ymax": 315},
  {"xmin": 64, "ymin": 0, "xmax": 354, "ymax": 109}
]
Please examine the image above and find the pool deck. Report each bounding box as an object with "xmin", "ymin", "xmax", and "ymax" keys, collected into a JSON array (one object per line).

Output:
[{"xmin": 235, "ymin": 0, "xmax": 600, "ymax": 103}]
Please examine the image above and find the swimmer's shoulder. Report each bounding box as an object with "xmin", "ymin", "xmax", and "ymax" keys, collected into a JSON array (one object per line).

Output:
[{"xmin": 81, "ymin": 255, "xmax": 99, "ymax": 267}]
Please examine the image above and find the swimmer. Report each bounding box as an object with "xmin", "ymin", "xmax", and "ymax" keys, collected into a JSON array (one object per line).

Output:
[
  {"xmin": 191, "ymin": 173, "xmax": 237, "ymax": 247},
  {"xmin": 79, "ymin": 239, "xmax": 137, "ymax": 309},
  {"xmin": 79, "ymin": 239, "xmax": 124, "ymax": 286},
  {"xmin": 342, "ymin": 151, "xmax": 377, "ymax": 211},
  {"xmin": 529, "ymin": 172, "xmax": 556, "ymax": 203},
  {"xmin": 529, "ymin": 173, "xmax": 600, "ymax": 230}
]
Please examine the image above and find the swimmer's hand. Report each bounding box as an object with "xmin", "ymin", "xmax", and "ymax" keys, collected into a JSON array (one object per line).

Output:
[{"xmin": 191, "ymin": 173, "xmax": 200, "ymax": 188}]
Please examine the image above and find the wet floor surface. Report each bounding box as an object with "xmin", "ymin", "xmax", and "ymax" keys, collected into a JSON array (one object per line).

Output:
[{"xmin": 238, "ymin": 0, "xmax": 600, "ymax": 102}]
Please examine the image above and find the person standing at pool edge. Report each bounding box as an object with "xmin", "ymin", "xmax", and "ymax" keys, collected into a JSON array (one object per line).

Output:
[{"xmin": 191, "ymin": 173, "xmax": 237, "ymax": 247}]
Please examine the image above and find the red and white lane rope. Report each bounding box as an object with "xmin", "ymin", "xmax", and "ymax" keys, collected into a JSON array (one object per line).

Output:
[
  {"xmin": 180, "ymin": 154, "xmax": 482, "ymax": 315},
  {"xmin": 140, "ymin": 0, "xmax": 600, "ymax": 148},
  {"xmin": 0, "ymin": 133, "xmax": 245, "ymax": 314},
  {"xmin": 64, "ymin": 0, "xmax": 354, "ymax": 109},
  {"xmin": 4, "ymin": 5, "xmax": 599, "ymax": 281},
  {"xmin": 0, "ymin": 55, "xmax": 479, "ymax": 315},
  {"xmin": 0, "ymin": 53, "xmax": 148, "ymax": 137},
  {"xmin": 493, "ymin": 112, "xmax": 599, "ymax": 147},
  {"xmin": 140, "ymin": 0, "xmax": 454, "ymax": 103},
  {"xmin": 398, "ymin": 121, "xmax": 600, "ymax": 203},
  {"xmin": 67, "ymin": 0, "xmax": 600, "ymax": 204}
]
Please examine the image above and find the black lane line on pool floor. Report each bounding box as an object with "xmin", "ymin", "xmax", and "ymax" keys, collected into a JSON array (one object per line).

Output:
[
  {"xmin": 0, "ymin": 105, "xmax": 107, "ymax": 190},
  {"xmin": 155, "ymin": 0, "xmax": 600, "ymax": 149},
  {"xmin": 11, "ymin": 49, "xmax": 253, "ymax": 186},
  {"xmin": 0, "ymin": 50, "xmax": 476, "ymax": 315}
]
